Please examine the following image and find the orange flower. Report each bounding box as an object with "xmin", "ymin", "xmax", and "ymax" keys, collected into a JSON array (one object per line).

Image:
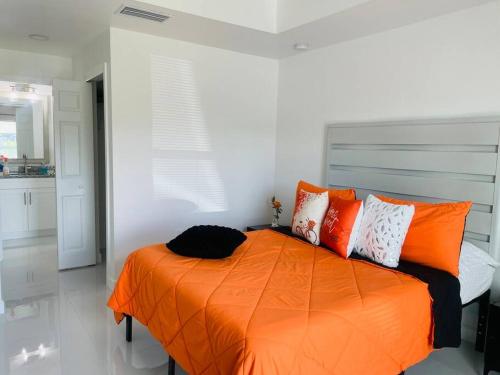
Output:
[{"xmin": 273, "ymin": 200, "xmax": 282, "ymax": 209}]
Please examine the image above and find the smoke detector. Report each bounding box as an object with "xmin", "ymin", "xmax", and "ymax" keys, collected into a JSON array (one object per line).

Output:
[
  {"xmin": 294, "ymin": 43, "xmax": 310, "ymax": 51},
  {"xmin": 117, "ymin": 5, "xmax": 169, "ymax": 23},
  {"xmin": 29, "ymin": 34, "xmax": 49, "ymax": 41}
]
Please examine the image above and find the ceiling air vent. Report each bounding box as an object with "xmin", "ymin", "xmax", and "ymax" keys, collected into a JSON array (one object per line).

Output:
[{"xmin": 118, "ymin": 6, "xmax": 169, "ymax": 23}]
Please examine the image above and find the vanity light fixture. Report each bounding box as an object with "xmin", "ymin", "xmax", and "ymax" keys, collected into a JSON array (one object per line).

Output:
[
  {"xmin": 28, "ymin": 87, "xmax": 38, "ymax": 102},
  {"xmin": 38, "ymin": 344, "xmax": 47, "ymax": 358},
  {"xmin": 9, "ymin": 83, "xmax": 38, "ymax": 101},
  {"xmin": 9, "ymin": 84, "xmax": 18, "ymax": 101},
  {"xmin": 28, "ymin": 34, "xmax": 49, "ymax": 41},
  {"xmin": 21, "ymin": 348, "xmax": 28, "ymax": 363}
]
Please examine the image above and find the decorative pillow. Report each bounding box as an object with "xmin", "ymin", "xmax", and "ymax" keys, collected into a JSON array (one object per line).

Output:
[
  {"xmin": 294, "ymin": 180, "xmax": 356, "ymax": 208},
  {"xmin": 292, "ymin": 189, "xmax": 329, "ymax": 245},
  {"xmin": 166, "ymin": 225, "xmax": 247, "ymax": 259},
  {"xmin": 378, "ymin": 195, "xmax": 472, "ymax": 276},
  {"xmin": 354, "ymin": 195, "xmax": 415, "ymax": 267},
  {"xmin": 320, "ymin": 197, "xmax": 364, "ymax": 258}
]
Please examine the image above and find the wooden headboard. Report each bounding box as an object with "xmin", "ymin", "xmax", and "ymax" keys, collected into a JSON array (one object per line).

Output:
[{"xmin": 325, "ymin": 117, "xmax": 500, "ymax": 259}]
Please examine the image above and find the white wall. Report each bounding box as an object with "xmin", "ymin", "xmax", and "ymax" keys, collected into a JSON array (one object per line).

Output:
[
  {"xmin": 109, "ymin": 28, "xmax": 278, "ymax": 276},
  {"xmin": 71, "ymin": 31, "xmax": 114, "ymax": 286},
  {"xmin": 72, "ymin": 32, "xmax": 110, "ymax": 81},
  {"xmin": 143, "ymin": 0, "xmax": 277, "ymax": 32},
  {"xmin": 275, "ymin": 1, "xmax": 500, "ymax": 342},
  {"xmin": 0, "ymin": 48, "xmax": 72, "ymax": 84},
  {"xmin": 275, "ymin": 1, "xmax": 500, "ymax": 222}
]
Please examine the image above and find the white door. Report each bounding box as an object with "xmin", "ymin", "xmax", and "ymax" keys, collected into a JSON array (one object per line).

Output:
[
  {"xmin": 28, "ymin": 188, "xmax": 57, "ymax": 231},
  {"xmin": 0, "ymin": 189, "xmax": 28, "ymax": 234},
  {"xmin": 53, "ymin": 80, "xmax": 96, "ymax": 270}
]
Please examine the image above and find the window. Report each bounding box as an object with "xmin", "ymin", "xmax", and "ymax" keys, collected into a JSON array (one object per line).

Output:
[{"xmin": 0, "ymin": 120, "xmax": 17, "ymax": 158}]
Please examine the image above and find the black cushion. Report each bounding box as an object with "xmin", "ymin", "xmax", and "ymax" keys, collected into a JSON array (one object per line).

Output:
[{"xmin": 166, "ymin": 225, "xmax": 247, "ymax": 259}]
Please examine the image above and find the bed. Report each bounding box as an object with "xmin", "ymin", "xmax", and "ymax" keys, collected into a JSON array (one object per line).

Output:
[
  {"xmin": 108, "ymin": 116, "xmax": 500, "ymax": 374},
  {"xmin": 324, "ymin": 116, "xmax": 500, "ymax": 353},
  {"xmin": 109, "ymin": 229, "xmax": 439, "ymax": 375}
]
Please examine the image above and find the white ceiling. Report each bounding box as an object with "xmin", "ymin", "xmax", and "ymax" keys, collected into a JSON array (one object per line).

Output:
[
  {"xmin": 0, "ymin": 0, "xmax": 113, "ymax": 57},
  {"xmin": 144, "ymin": 0, "xmax": 278, "ymax": 33},
  {"xmin": 0, "ymin": 0, "xmax": 495, "ymax": 59},
  {"xmin": 276, "ymin": 0, "xmax": 372, "ymax": 31}
]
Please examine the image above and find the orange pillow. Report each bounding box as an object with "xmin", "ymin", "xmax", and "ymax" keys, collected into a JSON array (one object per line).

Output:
[
  {"xmin": 320, "ymin": 197, "xmax": 364, "ymax": 258},
  {"xmin": 294, "ymin": 180, "xmax": 355, "ymax": 212},
  {"xmin": 377, "ymin": 195, "xmax": 472, "ymax": 276}
]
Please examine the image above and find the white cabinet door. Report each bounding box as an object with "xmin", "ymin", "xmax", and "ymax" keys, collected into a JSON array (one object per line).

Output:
[
  {"xmin": 1, "ymin": 247, "xmax": 32, "ymax": 301},
  {"xmin": 0, "ymin": 189, "xmax": 28, "ymax": 234},
  {"xmin": 28, "ymin": 188, "xmax": 57, "ymax": 231},
  {"xmin": 53, "ymin": 79, "xmax": 96, "ymax": 270}
]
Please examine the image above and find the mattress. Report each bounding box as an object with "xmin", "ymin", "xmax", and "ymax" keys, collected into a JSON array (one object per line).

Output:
[{"xmin": 108, "ymin": 229, "xmax": 434, "ymax": 375}]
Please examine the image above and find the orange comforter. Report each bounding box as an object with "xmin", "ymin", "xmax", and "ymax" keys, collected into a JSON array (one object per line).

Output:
[{"xmin": 108, "ymin": 230, "xmax": 433, "ymax": 374}]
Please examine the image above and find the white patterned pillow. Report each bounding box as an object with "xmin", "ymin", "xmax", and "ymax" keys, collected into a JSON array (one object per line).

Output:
[
  {"xmin": 354, "ymin": 195, "xmax": 415, "ymax": 267},
  {"xmin": 292, "ymin": 189, "xmax": 329, "ymax": 245}
]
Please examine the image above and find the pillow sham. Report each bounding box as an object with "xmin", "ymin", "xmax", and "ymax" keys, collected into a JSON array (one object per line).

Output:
[
  {"xmin": 354, "ymin": 195, "xmax": 415, "ymax": 267},
  {"xmin": 320, "ymin": 197, "xmax": 364, "ymax": 258},
  {"xmin": 294, "ymin": 180, "xmax": 356, "ymax": 207},
  {"xmin": 166, "ymin": 225, "xmax": 247, "ymax": 259},
  {"xmin": 378, "ymin": 195, "xmax": 472, "ymax": 276},
  {"xmin": 292, "ymin": 189, "xmax": 329, "ymax": 245}
]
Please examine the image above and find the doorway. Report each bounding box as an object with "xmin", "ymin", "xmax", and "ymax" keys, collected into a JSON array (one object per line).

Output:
[{"xmin": 89, "ymin": 77, "xmax": 106, "ymax": 268}]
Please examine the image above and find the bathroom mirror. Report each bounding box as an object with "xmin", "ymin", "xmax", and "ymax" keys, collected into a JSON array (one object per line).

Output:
[{"xmin": 0, "ymin": 82, "xmax": 51, "ymax": 162}]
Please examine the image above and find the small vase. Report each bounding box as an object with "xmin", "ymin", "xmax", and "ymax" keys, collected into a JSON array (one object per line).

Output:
[{"xmin": 271, "ymin": 217, "xmax": 279, "ymax": 227}]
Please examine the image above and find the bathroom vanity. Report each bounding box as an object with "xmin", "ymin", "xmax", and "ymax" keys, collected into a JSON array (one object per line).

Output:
[
  {"xmin": 0, "ymin": 176, "xmax": 56, "ymax": 239},
  {"xmin": 0, "ymin": 82, "xmax": 56, "ymax": 240},
  {"xmin": 0, "ymin": 82, "xmax": 57, "ymax": 312}
]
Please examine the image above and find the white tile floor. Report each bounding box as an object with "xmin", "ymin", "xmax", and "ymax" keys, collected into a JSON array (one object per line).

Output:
[{"xmin": 0, "ymin": 237, "xmax": 496, "ymax": 375}]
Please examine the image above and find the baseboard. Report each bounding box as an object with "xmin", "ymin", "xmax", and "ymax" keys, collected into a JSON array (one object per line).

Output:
[
  {"xmin": 3, "ymin": 231, "xmax": 57, "ymax": 250},
  {"xmin": 2, "ymin": 229, "xmax": 56, "ymax": 242},
  {"xmin": 106, "ymin": 275, "xmax": 116, "ymax": 290}
]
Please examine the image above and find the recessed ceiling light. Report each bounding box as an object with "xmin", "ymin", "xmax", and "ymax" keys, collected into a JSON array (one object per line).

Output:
[
  {"xmin": 294, "ymin": 43, "xmax": 310, "ymax": 51},
  {"xmin": 28, "ymin": 34, "xmax": 49, "ymax": 41}
]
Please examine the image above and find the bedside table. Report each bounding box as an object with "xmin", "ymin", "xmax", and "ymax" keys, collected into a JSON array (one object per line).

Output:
[
  {"xmin": 246, "ymin": 225, "xmax": 291, "ymax": 232},
  {"xmin": 247, "ymin": 224, "xmax": 275, "ymax": 231},
  {"xmin": 484, "ymin": 302, "xmax": 500, "ymax": 375}
]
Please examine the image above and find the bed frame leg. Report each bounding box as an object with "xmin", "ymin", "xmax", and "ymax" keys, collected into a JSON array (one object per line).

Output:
[
  {"xmin": 168, "ymin": 355, "xmax": 176, "ymax": 375},
  {"xmin": 475, "ymin": 290, "xmax": 490, "ymax": 352},
  {"xmin": 125, "ymin": 314, "xmax": 132, "ymax": 342}
]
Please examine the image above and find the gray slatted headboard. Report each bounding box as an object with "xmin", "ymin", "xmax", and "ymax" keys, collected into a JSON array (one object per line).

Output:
[{"xmin": 325, "ymin": 117, "xmax": 500, "ymax": 260}]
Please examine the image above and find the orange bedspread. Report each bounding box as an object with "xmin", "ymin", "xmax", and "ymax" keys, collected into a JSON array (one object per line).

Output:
[{"xmin": 108, "ymin": 230, "xmax": 433, "ymax": 375}]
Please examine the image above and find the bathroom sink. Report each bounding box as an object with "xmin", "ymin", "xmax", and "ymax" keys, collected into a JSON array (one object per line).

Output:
[
  {"xmin": 3, "ymin": 165, "xmax": 54, "ymax": 178},
  {"xmin": 0, "ymin": 173, "xmax": 53, "ymax": 178}
]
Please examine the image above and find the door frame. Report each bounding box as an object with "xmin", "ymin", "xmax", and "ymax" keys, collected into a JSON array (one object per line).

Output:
[{"xmin": 85, "ymin": 63, "xmax": 114, "ymax": 289}]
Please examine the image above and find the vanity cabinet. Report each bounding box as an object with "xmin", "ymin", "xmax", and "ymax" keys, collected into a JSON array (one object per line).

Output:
[
  {"xmin": 0, "ymin": 189, "xmax": 28, "ymax": 234},
  {"xmin": 1, "ymin": 241, "xmax": 58, "ymax": 301},
  {"xmin": 27, "ymin": 188, "xmax": 57, "ymax": 231},
  {"xmin": 0, "ymin": 178, "xmax": 56, "ymax": 240}
]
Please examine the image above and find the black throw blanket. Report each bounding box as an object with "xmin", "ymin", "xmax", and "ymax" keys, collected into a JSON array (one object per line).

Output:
[{"xmin": 271, "ymin": 226, "xmax": 462, "ymax": 349}]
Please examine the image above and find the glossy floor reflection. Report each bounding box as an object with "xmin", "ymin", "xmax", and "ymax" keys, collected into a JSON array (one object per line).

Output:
[
  {"xmin": 0, "ymin": 238, "xmax": 495, "ymax": 375},
  {"xmin": 0, "ymin": 237, "xmax": 183, "ymax": 375}
]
